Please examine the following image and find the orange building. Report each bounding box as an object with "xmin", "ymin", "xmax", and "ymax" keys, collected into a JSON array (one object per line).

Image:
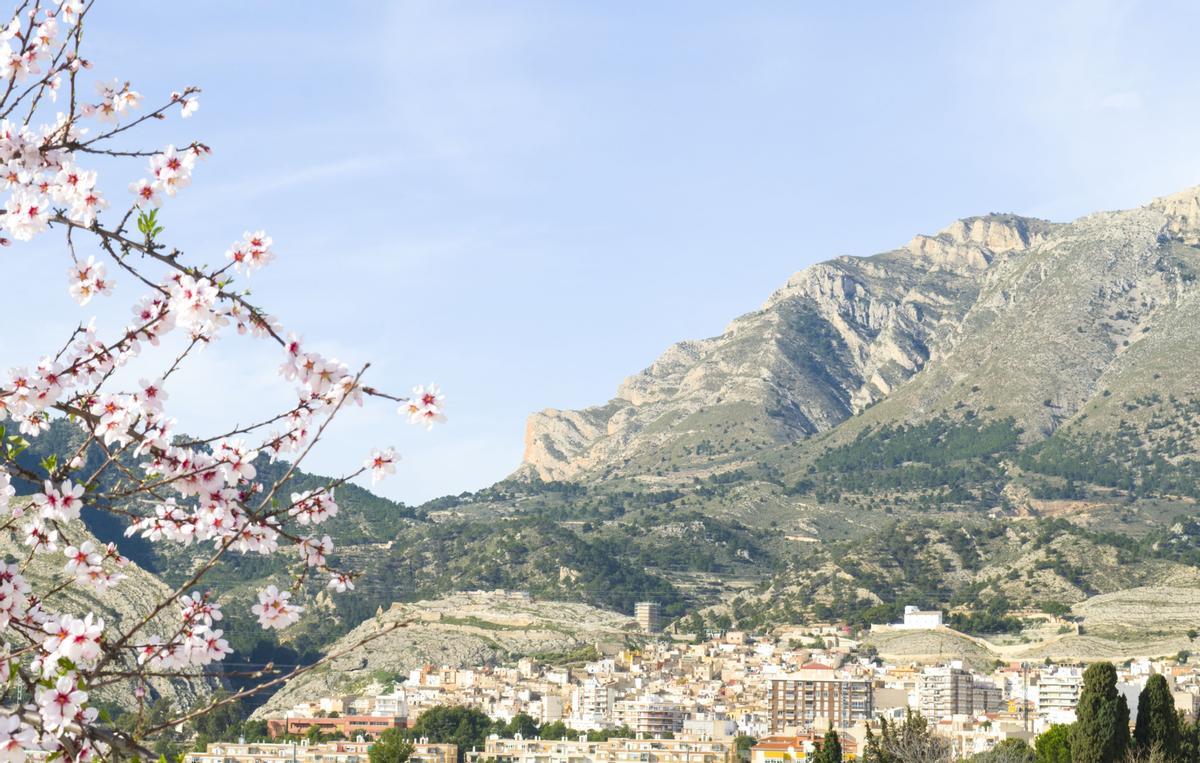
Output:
[{"xmin": 751, "ymin": 732, "xmax": 860, "ymax": 762}]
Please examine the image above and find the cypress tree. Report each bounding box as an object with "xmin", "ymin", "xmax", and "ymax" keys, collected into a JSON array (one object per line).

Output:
[
  {"xmin": 1180, "ymin": 715, "xmax": 1200, "ymax": 763},
  {"xmin": 862, "ymin": 721, "xmax": 892, "ymax": 763},
  {"xmin": 1133, "ymin": 673, "xmax": 1180, "ymax": 758},
  {"xmin": 1070, "ymin": 662, "xmax": 1130, "ymax": 763},
  {"xmin": 813, "ymin": 729, "xmax": 843, "ymax": 763}
]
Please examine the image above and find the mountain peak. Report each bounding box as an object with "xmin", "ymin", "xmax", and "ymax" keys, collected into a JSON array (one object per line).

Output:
[
  {"xmin": 1149, "ymin": 185, "xmax": 1200, "ymax": 244},
  {"xmin": 904, "ymin": 214, "xmax": 1055, "ymax": 271}
]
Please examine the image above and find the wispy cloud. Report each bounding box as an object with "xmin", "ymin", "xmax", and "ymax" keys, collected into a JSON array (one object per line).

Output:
[{"xmin": 204, "ymin": 154, "xmax": 403, "ymax": 202}]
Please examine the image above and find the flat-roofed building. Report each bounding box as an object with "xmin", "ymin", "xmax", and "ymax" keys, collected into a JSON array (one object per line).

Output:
[
  {"xmin": 766, "ymin": 664, "xmax": 874, "ymax": 732},
  {"xmin": 266, "ymin": 715, "xmax": 406, "ymax": 739},
  {"xmin": 917, "ymin": 664, "xmax": 1002, "ymax": 721},
  {"xmin": 899, "ymin": 606, "xmax": 943, "ymax": 630},
  {"xmin": 613, "ymin": 696, "xmax": 686, "ymax": 735},
  {"xmin": 571, "ymin": 678, "xmax": 615, "ymax": 729},
  {"xmin": 1037, "ymin": 666, "xmax": 1083, "ymax": 721},
  {"xmin": 372, "ymin": 687, "xmax": 409, "ymax": 718},
  {"xmin": 636, "ymin": 602, "xmax": 663, "ymax": 633}
]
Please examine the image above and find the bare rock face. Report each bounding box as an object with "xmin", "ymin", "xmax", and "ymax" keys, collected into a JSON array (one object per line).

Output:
[
  {"xmin": 904, "ymin": 215, "xmax": 1054, "ymax": 271},
  {"xmin": 519, "ymin": 214, "xmax": 1054, "ymax": 482},
  {"xmin": 1150, "ymin": 185, "xmax": 1200, "ymax": 245}
]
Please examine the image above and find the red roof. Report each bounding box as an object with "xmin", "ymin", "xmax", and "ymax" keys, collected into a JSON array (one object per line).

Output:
[{"xmin": 799, "ymin": 662, "xmax": 835, "ymax": 670}]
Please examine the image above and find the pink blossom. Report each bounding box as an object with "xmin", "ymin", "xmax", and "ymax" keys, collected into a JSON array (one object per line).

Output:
[
  {"xmin": 365, "ymin": 447, "xmax": 399, "ymax": 484},
  {"xmin": 251, "ymin": 585, "xmax": 301, "ymax": 630},
  {"xmin": 36, "ymin": 675, "xmax": 87, "ymax": 732}
]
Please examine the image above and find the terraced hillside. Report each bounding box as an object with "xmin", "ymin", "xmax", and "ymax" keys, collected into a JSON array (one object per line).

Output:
[{"xmin": 254, "ymin": 590, "xmax": 636, "ymax": 717}]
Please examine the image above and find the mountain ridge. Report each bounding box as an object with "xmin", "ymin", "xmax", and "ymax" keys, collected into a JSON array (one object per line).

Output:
[{"xmin": 518, "ymin": 186, "xmax": 1200, "ymax": 483}]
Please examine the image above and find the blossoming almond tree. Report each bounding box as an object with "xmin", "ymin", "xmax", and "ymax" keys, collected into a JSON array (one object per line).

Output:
[{"xmin": 0, "ymin": 1, "xmax": 445, "ymax": 758}]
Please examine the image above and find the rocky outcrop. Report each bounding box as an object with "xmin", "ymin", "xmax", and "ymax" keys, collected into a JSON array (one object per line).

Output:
[
  {"xmin": 518, "ymin": 187, "xmax": 1200, "ymax": 481},
  {"xmin": 904, "ymin": 215, "xmax": 1055, "ymax": 270},
  {"xmin": 1150, "ymin": 186, "xmax": 1200, "ymax": 245}
]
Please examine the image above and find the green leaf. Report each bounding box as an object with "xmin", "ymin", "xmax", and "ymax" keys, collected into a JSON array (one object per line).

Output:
[{"xmin": 137, "ymin": 209, "xmax": 164, "ymax": 240}]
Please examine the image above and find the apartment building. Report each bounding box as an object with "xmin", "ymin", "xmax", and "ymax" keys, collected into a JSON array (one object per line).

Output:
[
  {"xmin": 935, "ymin": 717, "xmax": 1034, "ymax": 759},
  {"xmin": 372, "ymin": 687, "xmax": 409, "ymax": 718},
  {"xmin": 1037, "ymin": 667, "xmax": 1083, "ymax": 721},
  {"xmin": 636, "ymin": 602, "xmax": 664, "ymax": 633},
  {"xmin": 766, "ymin": 664, "xmax": 874, "ymax": 732},
  {"xmin": 602, "ymin": 737, "xmax": 735, "ymax": 763},
  {"xmin": 917, "ymin": 664, "xmax": 1002, "ymax": 720},
  {"xmin": 572, "ymin": 679, "xmax": 616, "ymax": 729},
  {"xmin": 613, "ymin": 696, "xmax": 687, "ymax": 735}
]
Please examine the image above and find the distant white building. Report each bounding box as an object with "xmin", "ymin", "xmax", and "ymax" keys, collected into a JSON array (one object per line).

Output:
[
  {"xmin": 683, "ymin": 712, "xmax": 738, "ymax": 739},
  {"xmin": 613, "ymin": 695, "xmax": 686, "ymax": 735},
  {"xmin": 897, "ymin": 606, "xmax": 943, "ymax": 630},
  {"xmin": 372, "ymin": 686, "xmax": 409, "ymax": 718},
  {"xmin": 916, "ymin": 662, "xmax": 1002, "ymax": 720},
  {"xmin": 538, "ymin": 694, "xmax": 565, "ymax": 723}
]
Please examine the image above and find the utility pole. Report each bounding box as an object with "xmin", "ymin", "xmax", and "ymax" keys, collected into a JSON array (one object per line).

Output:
[{"xmin": 1021, "ymin": 662, "xmax": 1030, "ymax": 734}]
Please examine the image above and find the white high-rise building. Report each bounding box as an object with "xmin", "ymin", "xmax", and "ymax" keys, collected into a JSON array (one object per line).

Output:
[
  {"xmin": 372, "ymin": 686, "xmax": 408, "ymax": 718},
  {"xmin": 572, "ymin": 679, "xmax": 615, "ymax": 729},
  {"xmin": 1037, "ymin": 667, "xmax": 1083, "ymax": 723},
  {"xmin": 917, "ymin": 663, "xmax": 1001, "ymax": 720}
]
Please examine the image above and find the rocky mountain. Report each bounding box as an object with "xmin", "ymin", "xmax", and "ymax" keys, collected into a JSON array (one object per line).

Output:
[{"xmin": 519, "ymin": 188, "xmax": 1200, "ymax": 481}]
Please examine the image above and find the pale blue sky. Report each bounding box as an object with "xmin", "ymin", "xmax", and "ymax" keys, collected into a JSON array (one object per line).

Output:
[{"xmin": 5, "ymin": 1, "xmax": 1200, "ymax": 503}]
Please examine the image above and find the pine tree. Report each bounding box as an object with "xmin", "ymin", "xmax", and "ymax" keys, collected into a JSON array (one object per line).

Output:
[
  {"xmin": 1069, "ymin": 662, "xmax": 1130, "ymax": 763},
  {"xmin": 864, "ymin": 719, "xmax": 902, "ymax": 763},
  {"xmin": 1034, "ymin": 724, "xmax": 1071, "ymax": 763},
  {"xmin": 1133, "ymin": 674, "xmax": 1181, "ymax": 758}
]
